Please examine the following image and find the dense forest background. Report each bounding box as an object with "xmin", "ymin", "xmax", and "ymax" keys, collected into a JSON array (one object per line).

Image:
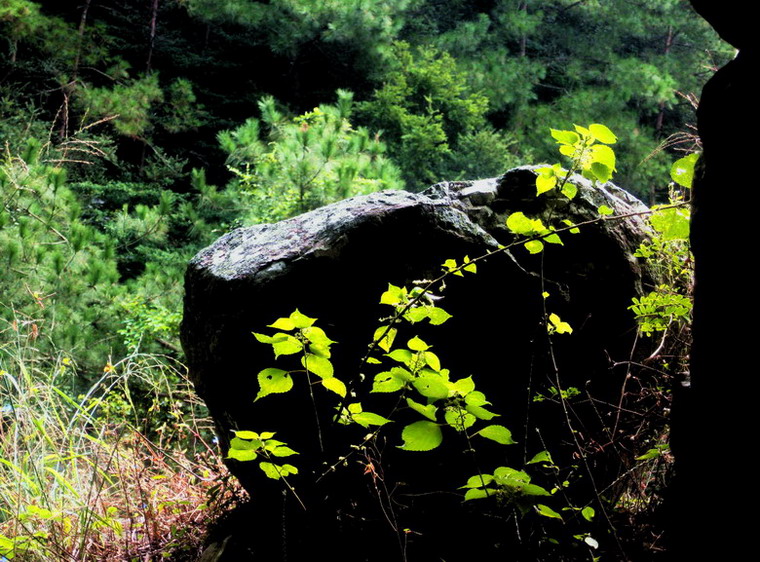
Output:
[{"xmin": 0, "ymin": 1, "xmax": 731, "ymax": 559}]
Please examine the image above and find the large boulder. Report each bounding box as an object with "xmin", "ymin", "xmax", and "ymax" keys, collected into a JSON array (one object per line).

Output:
[{"xmin": 182, "ymin": 166, "xmax": 653, "ymax": 561}]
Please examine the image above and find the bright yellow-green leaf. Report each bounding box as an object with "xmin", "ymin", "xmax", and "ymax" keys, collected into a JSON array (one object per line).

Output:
[
  {"xmin": 536, "ymin": 504, "xmax": 563, "ymax": 520},
  {"xmin": 671, "ymin": 153, "xmax": 699, "ymax": 188},
  {"xmin": 289, "ymin": 309, "xmax": 316, "ymax": 329},
  {"xmin": 373, "ymin": 325, "xmax": 397, "ymax": 352},
  {"xmin": 301, "ymin": 353, "xmax": 334, "ymax": 378},
  {"xmin": 550, "ymin": 129, "xmax": 579, "ymax": 144},
  {"xmin": 227, "ymin": 448, "xmax": 257, "ymax": 462},
  {"xmin": 477, "ymin": 424, "xmax": 516, "ymax": 445},
  {"xmin": 588, "ymin": 124, "xmax": 617, "ymax": 144},
  {"xmin": 256, "ymin": 368, "xmax": 293, "ymax": 400},
  {"xmin": 407, "ymin": 336, "xmax": 429, "ymax": 351},
  {"xmin": 406, "ymin": 397, "xmax": 438, "ymax": 421},
  {"xmin": 272, "ymin": 334, "xmax": 303, "ymax": 357},
  {"xmin": 525, "ymin": 240, "xmax": 544, "ymax": 254},
  {"xmin": 321, "ymin": 377, "xmax": 346, "ymax": 397},
  {"xmin": 598, "ymin": 205, "xmax": 614, "ymax": 216},
  {"xmin": 413, "ymin": 375, "xmax": 449, "ymax": 400},
  {"xmin": 536, "ymin": 173, "xmax": 557, "ymax": 195},
  {"xmin": 399, "ymin": 420, "xmax": 443, "ymax": 451},
  {"xmin": 506, "ymin": 212, "xmax": 534, "ymax": 235},
  {"xmin": 268, "ymin": 317, "xmax": 296, "ymax": 331}
]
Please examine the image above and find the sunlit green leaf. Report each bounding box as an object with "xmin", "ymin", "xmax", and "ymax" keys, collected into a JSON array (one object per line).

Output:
[
  {"xmin": 413, "ymin": 375, "xmax": 449, "ymax": 400},
  {"xmin": 464, "ymin": 488, "xmax": 491, "ymax": 501},
  {"xmin": 589, "ymin": 124, "xmax": 617, "ymax": 144},
  {"xmin": 477, "ymin": 424, "xmax": 516, "ymax": 445},
  {"xmin": 268, "ymin": 317, "xmax": 295, "ymax": 331},
  {"xmin": 506, "ymin": 212, "xmax": 534, "ymax": 235},
  {"xmin": 301, "ymin": 353, "xmax": 334, "ymax": 378},
  {"xmin": 321, "ymin": 376, "xmax": 346, "ymax": 397},
  {"xmin": 582, "ymin": 506, "xmax": 596, "ymax": 521},
  {"xmin": 399, "ymin": 420, "xmax": 443, "ymax": 451},
  {"xmin": 256, "ymin": 368, "xmax": 293, "ymax": 400},
  {"xmin": 289, "ymin": 309, "xmax": 316, "ymax": 329},
  {"xmin": 536, "ymin": 504, "xmax": 563, "ymax": 520},
  {"xmin": 407, "ymin": 336, "xmax": 429, "ymax": 351},
  {"xmin": 373, "ymin": 325, "xmax": 397, "ymax": 352},
  {"xmin": 352, "ymin": 411, "xmax": 392, "ymax": 428},
  {"xmin": 671, "ymin": 153, "xmax": 699, "ymax": 188},
  {"xmin": 525, "ymin": 240, "xmax": 544, "ymax": 254},
  {"xmin": 227, "ymin": 448, "xmax": 257, "ymax": 462},
  {"xmin": 406, "ymin": 397, "xmax": 437, "ymax": 421},
  {"xmin": 550, "ymin": 129, "xmax": 580, "ymax": 145}
]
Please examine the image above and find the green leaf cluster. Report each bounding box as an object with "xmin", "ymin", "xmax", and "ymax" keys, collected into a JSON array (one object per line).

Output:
[{"xmin": 227, "ymin": 430, "xmax": 299, "ymax": 480}]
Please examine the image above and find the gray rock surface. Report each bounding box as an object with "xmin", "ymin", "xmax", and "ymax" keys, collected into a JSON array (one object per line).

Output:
[{"xmin": 183, "ymin": 166, "xmax": 652, "ymax": 561}]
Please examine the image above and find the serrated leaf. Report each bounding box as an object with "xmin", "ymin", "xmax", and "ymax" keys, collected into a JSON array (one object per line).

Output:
[
  {"xmin": 464, "ymin": 391, "xmax": 489, "ymax": 407},
  {"xmin": 301, "ymin": 354, "xmax": 334, "ymax": 378},
  {"xmin": 407, "ymin": 336, "xmax": 429, "ymax": 351},
  {"xmin": 256, "ymin": 368, "xmax": 293, "ymax": 400},
  {"xmin": 321, "ymin": 377, "xmax": 346, "ymax": 397},
  {"xmin": 588, "ymin": 124, "xmax": 617, "ymax": 144},
  {"xmin": 227, "ymin": 448, "xmax": 257, "ymax": 462},
  {"xmin": 524, "ymin": 240, "xmax": 544, "ymax": 254},
  {"xmin": 260, "ymin": 462, "xmax": 297, "ymax": 480},
  {"xmin": 373, "ymin": 326, "xmax": 397, "ymax": 352},
  {"xmin": 230, "ymin": 437, "xmax": 260, "ymax": 450},
  {"xmin": 272, "ymin": 334, "xmax": 303, "ymax": 357},
  {"xmin": 589, "ymin": 144, "xmax": 616, "ymax": 170},
  {"xmin": 550, "ymin": 129, "xmax": 579, "ymax": 145},
  {"xmin": 289, "ymin": 309, "xmax": 316, "ymax": 329},
  {"xmin": 494, "ymin": 467, "xmax": 530, "ymax": 483},
  {"xmin": 536, "ymin": 504, "xmax": 563, "ymax": 519},
  {"xmin": 234, "ymin": 430, "xmax": 259, "ymax": 440},
  {"xmin": 269, "ymin": 445, "xmax": 299, "ymax": 457},
  {"xmin": 413, "ymin": 375, "xmax": 450, "ymax": 400},
  {"xmin": 404, "ymin": 307, "xmax": 430, "ymax": 323},
  {"xmin": 477, "ymin": 424, "xmax": 516, "ymax": 445},
  {"xmin": 399, "ymin": 420, "xmax": 443, "ymax": 451},
  {"xmin": 406, "ymin": 397, "xmax": 437, "ymax": 421},
  {"xmin": 387, "ymin": 348, "xmax": 414, "ymax": 366},
  {"xmin": 352, "ymin": 411, "xmax": 392, "ymax": 428},
  {"xmin": 423, "ymin": 351, "xmax": 441, "ymax": 371},
  {"xmin": 427, "ymin": 307, "xmax": 452, "ymax": 325},
  {"xmin": 302, "ymin": 326, "xmax": 335, "ymax": 348},
  {"xmin": 452, "ymin": 376, "xmax": 475, "ymax": 396},
  {"xmin": 372, "ymin": 369, "xmax": 407, "ymax": 393}
]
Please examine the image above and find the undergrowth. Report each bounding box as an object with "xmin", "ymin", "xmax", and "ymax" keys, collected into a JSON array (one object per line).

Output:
[{"xmin": 0, "ymin": 309, "xmax": 242, "ymax": 561}]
